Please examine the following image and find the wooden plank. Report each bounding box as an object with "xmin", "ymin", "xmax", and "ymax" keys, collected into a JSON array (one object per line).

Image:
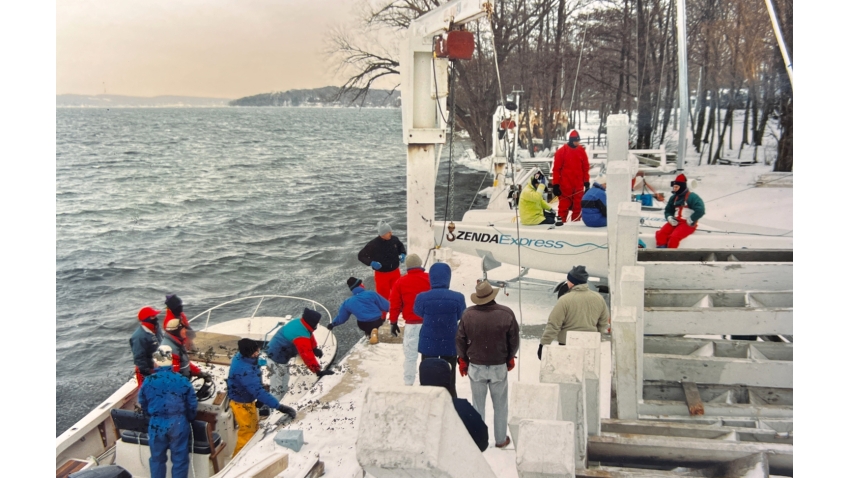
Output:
[
  {"xmin": 578, "ymin": 465, "xmax": 710, "ymax": 477},
  {"xmin": 588, "ymin": 432, "xmax": 792, "ymax": 475},
  {"xmin": 642, "ymin": 263, "xmax": 792, "ymax": 291},
  {"xmin": 644, "ymin": 354, "xmax": 792, "ymax": 388},
  {"xmin": 644, "ymin": 308, "xmax": 793, "ymax": 335},
  {"xmin": 246, "ymin": 451, "xmax": 288, "ymax": 478},
  {"xmin": 639, "ymin": 400, "xmax": 793, "ymax": 419},
  {"xmin": 601, "ymin": 419, "xmax": 792, "ymax": 444},
  {"xmin": 682, "ymin": 382, "xmax": 705, "ymax": 416},
  {"xmin": 56, "ymin": 460, "xmax": 88, "ymax": 478}
]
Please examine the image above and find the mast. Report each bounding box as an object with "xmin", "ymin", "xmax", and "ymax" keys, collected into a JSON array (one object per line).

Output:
[
  {"xmin": 764, "ymin": 0, "xmax": 793, "ymax": 89},
  {"xmin": 674, "ymin": 0, "xmax": 689, "ymax": 171}
]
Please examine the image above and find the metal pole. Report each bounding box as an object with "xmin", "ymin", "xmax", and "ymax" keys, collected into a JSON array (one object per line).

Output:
[
  {"xmin": 764, "ymin": 0, "xmax": 793, "ymax": 89},
  {"xmin": 675, "ymin": 0, "xmax": 689, "ymax": 171}
]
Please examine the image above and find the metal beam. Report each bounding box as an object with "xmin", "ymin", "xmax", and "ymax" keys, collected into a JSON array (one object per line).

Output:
[
  {"xmin": 642, "ymin": 262, "xmax": 792, "ymax": 290},
  {"xmin": 643, "ymin": 337, "xmax": 793, "ymax": 362},
  {"xmin": 601, "ymin": 419, "xmax": 792, "ymax": 444},
  {"xmin": 639, "ymin": 400, "xmax": 793, "ymax": 419}
]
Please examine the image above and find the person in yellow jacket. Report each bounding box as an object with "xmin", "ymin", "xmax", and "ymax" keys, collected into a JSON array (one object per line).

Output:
[{"xmin": 519, "ymin": 171, "xmax": 560, "ymax": 226}]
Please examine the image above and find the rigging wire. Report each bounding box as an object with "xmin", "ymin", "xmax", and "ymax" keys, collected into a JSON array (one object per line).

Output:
[{"xmin": 567, "ymin": 16, "xmax": 590, "ymax": 126}]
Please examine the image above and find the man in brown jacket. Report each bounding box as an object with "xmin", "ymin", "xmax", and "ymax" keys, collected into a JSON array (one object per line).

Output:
[
  {"xmin": 538, "ymin": 265, "xmax": 610, "ymax": 359},
  {"xmin": 456, "ymin": 280, "xmax": 520, "ymax": 449}
]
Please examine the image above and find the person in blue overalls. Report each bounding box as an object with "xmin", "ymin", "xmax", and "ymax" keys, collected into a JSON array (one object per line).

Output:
[{"xmin": 138, "ymin": 348, "xmax": 198, "ymax": 478}]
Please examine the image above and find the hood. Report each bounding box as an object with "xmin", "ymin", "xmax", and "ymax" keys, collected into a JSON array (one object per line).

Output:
[
  {"xmin": 351, "ymin": 286, "xmax": 366, "ymax": 296},
  {"xmin": 419, "ymin": 357, "xmax": 452, "ymax": 391},
  {"xmin": 429, "ymin": 262, "xmax": 452, "ymax": 289}
]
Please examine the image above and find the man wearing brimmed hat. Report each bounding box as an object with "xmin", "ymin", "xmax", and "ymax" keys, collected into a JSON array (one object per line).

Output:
[
  {"xmin": 130, "ymin": 306, "xmax": 163, "ymax": 388},
  {"xmin": 552, "ymin": 129, "xmax": 590, "ymax": 223},
  {"xmin": 327, "ymin": 276, "xmax": 390, "ymax": 338},
  {"xmin": 389, "ymin": 253, "xmax": 431, "ymax": 385},
  {"xmin": 456, "ymin": 280, "xmax": 520, "ymax": 449},
  {"xmin": 539, "ymin": 265, "xmax": 610, "ymax": 360},
  {"xmin": 581, "ymin": 175, "xmax": 608, "ymax": 227},
  {"xmin": 266, "ymin": 308, "xmax": 336, "ymax": 400},
  {"xmin": 358, "ymin": 221, "xmax": 407, "ymax": 303},
  {"xmin": 656, "ymin": 173, "xmax": 705, "ymax": 248}
]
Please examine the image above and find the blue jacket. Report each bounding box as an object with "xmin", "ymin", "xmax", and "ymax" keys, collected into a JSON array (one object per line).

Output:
[
  {"xmin": 414, "ymin": 263, "xmax": 467, "ymax": 356},
  {"xmin": 581, "ymin": 183, "xmax": 608, "ymax": 227},
  {"xmin": 139, "ymin": 367, "xmax": 197, "ymax": 422},
  {"xmin": 227, "ymin": 352, "xmax": 281, "ymax": 408},
  {"xmin": 330, "ymin": 287, "xmax": 390, "ymax": 327},
  {"xmin": 130, "ymin": 324, "xmax": 161, "ymax": 375}
]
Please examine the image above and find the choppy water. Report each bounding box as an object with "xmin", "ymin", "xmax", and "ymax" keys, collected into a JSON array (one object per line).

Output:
[{"xmin": 56, "ymin": 107, "xmax": 487, "ymax": 436}]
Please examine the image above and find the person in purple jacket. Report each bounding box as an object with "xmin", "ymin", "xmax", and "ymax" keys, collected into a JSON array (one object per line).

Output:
[{"xmin": 414, "ymin": 262, "xmax": 467, "ymax": 398}]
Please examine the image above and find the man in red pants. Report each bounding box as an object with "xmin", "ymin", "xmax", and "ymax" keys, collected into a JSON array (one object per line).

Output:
[
  {"xmin": 358, "ymin": 221, "xmax": 406, "ymax": 303},
  {"xmin": 552, "ymin": 130, "xmax": 590, "ymax": 222},
  {"xmin": 656, "ymin": 173, "xmax": 706, "ymax": 248}
]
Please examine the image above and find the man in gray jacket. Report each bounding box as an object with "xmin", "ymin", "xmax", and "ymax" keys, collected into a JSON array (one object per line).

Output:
[
  {"xmin": 456, "ymin": 280, "xmax": 520, "ymax": 448},
  {"xmin": 538, "ymin": 265, "xmax": 610, "ymax": 359}
]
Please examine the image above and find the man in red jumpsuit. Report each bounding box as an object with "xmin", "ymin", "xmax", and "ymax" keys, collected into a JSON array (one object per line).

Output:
[{"xmin": 552, "ymin": 130, "xmax": 590, "ymax": 222}]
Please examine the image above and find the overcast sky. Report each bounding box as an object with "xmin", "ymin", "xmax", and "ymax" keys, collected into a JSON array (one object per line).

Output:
[{"xmin": 57, "ymin": 0, "xmax": 375, "ymax": 99}]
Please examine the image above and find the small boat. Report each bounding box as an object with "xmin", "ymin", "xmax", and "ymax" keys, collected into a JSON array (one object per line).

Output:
[{"xmin": 55, "ymin": 295, "xmax": 337, "ymax": 478}]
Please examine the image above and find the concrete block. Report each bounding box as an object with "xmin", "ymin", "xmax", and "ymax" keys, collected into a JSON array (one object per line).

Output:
[
  {"xmin": 611, "ymin": 306, "xmax": 639, "ymax": 420},
  {"xmin": 515, "ymin": 419, "xmax": 576, "ymax": 478},
  {"xmin": 508, "ymin": 382, "xmax": 562, "ymax": 448},
  {"xmin": 274, "ymin": 429, "xmax": 304, "ymax": 452},
  {"xmin": 539, "ymin": 346, "xmax": 588, "ymax": 468},
  {"xmin": 356, "ymin": 386, "xmax": 495, "ymax": 478},
  {"xmin": 566, "ymin": 332, "xmax": 602, "ymax": 436}
]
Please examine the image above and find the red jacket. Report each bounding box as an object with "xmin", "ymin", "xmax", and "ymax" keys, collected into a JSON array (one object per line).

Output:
[
  {"xmin": 291, "ymin": 319, "xmax": 322, "ymax": 374},
  {"xmin": 553, "ymin": 144, "xmax": 590, "ymax": 190},
  {"xmin": 389, "ymin": 268, "xmax": 430, "ymax": 325}
]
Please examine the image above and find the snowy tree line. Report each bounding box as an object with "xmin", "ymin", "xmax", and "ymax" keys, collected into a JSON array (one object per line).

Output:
[{"xmin": 331, "ymin": 0, "xmax": 792, "ymax": 171}]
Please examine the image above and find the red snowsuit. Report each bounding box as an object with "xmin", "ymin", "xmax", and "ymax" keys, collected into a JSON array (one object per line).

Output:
[{"xmin": 553, "ymin": 143, "xmax": 590, "ymax": 222}]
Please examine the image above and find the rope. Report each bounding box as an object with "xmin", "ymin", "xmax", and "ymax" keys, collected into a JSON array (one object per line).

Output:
[{"xmin": 703, "ymin": 174, "xmax": 793, "ymax": 203}]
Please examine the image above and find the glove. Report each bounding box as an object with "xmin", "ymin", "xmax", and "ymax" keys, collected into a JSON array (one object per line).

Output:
[
  {"xmin": 507, "ymin": 357, "xmax": 516, "ymax": 372},
  {"xmin": 686, "ymin": 218, "xmax": 694, "ymax": 227},
  {"xmin": 667, "ymin": 216, "xmax": 679, "ymax": 227},
  {"xmin": 317, "ymin": 369, "xmax": 336, "ymax": 377},
  {"xmin": 277, "ymin": 404, "xmax": 297, "ymax": 420},
  {"xmin": 537, "ymin": 344, "xmax": 543, "ymax": 360},
  {"xmin": 552, "ymin": 184, "xmax": 562, "ymax": 197},
  {"xmin": 399, "ymin": 253, "xmax": 406, "ymax": 263},
  {"xmin": 370, "ymin": 261, "xmax": 382, "ymax": 270},
  {"xmin": 325, "ymin": 323, "xmax": 335, "ymax": 331},
  {"xmin": 391, "ymin": 322, "xmax": 400, "ymax": 337},
  {"xmin": 458, "ymin": 358, "xmax": 469, "ymax": 377},
  {"xmin": 313, "ymin": 347, "xmax": 323, "ymax": 359},
  {"xmin": 198, "ymin": 371, "xmax": 212, "ymax": 382},
  {"xmin": 584, "ymin": 182, "xmax": 590, "ymax": 192}
]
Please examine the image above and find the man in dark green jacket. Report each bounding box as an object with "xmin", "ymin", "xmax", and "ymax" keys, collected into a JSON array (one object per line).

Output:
[{"xmin": 656, "ymin": 173, "xmax": 705, "ymax": 248}]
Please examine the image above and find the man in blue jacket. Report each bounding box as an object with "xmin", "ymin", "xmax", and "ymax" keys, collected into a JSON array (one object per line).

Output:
[
  {"xmin": 414, "ymin": 262, "xmax": 467, "ymax": 398},
  {"xmin": 138, "ymin": 350, "xmax": 197, "ymax": 478},
  {"xmin": 326, "ymin": 277, "xmax": 390, "ymax": 337},
  {"xmin": 581, "ymin": 176, "xmax": 607, "ymax": 227},
  {"xmin": 227, "ymin": 339, "xmax": 297, "ymax": 457}
]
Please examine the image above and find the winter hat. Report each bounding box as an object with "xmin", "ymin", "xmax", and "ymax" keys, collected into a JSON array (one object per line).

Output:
[
  {"xmin": 419, "ymin": 358, "xmax": 452, "ymax": 391},
  {"xmin": 377, "ymin": 222, "xmax": 392, "ymax": 236},
  {"xmin": 238, "ymin": 338, "xmax": 259, "ymax": 357},
  {"xmin": 568, "ymin": 130, "xmax": 581, "ymax": 142},
  {"xmin": 164, "ymin": 317, "xmax": 182, "ymax": 332},
  {"xmin": 595, "ymin": 175, "xmax": 607, "ymax": 186},
  {"xmin": 347, "ymin": 276, "xmax": 363, "ymax": 291},
  {"xmin": 671, "ymin": 173, "xmax": 688, "ymax": 192},
  {"xmin": 165, "ymin": 294, "xmax": 183, "ymax": 315},
  {"xmin": 470, "ymin": 280, "xmax": 500, "ymax": 305},
  {"xmin": 405, "ymin": 253, "xmax": 423, "ymax": 269},
  {"xmin": 138, "ymin": 306, "xmax": 161, "ymax": 322},
  {"xmin": 566, "ymin": 265, "xmax": 589, "ymax": 285},
  {"xmin": 302, "ymin": 308, "xmax": 321, "ymax": 330}
]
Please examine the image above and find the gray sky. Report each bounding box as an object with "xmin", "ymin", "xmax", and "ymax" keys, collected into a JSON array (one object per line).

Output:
[{"xmin": 57, "ymin": 0, "xmax": 371, "ymax": 99}]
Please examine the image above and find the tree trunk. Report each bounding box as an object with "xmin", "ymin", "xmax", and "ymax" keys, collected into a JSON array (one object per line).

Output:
[{"xmin": 693, "ymin": 88, "xmax": 708, "ymax": 152}]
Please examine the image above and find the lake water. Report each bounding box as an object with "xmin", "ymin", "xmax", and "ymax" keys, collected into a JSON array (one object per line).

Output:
[{"xmin": 56, "ymin": 107, "xmax": 487, "ymax": 435}]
